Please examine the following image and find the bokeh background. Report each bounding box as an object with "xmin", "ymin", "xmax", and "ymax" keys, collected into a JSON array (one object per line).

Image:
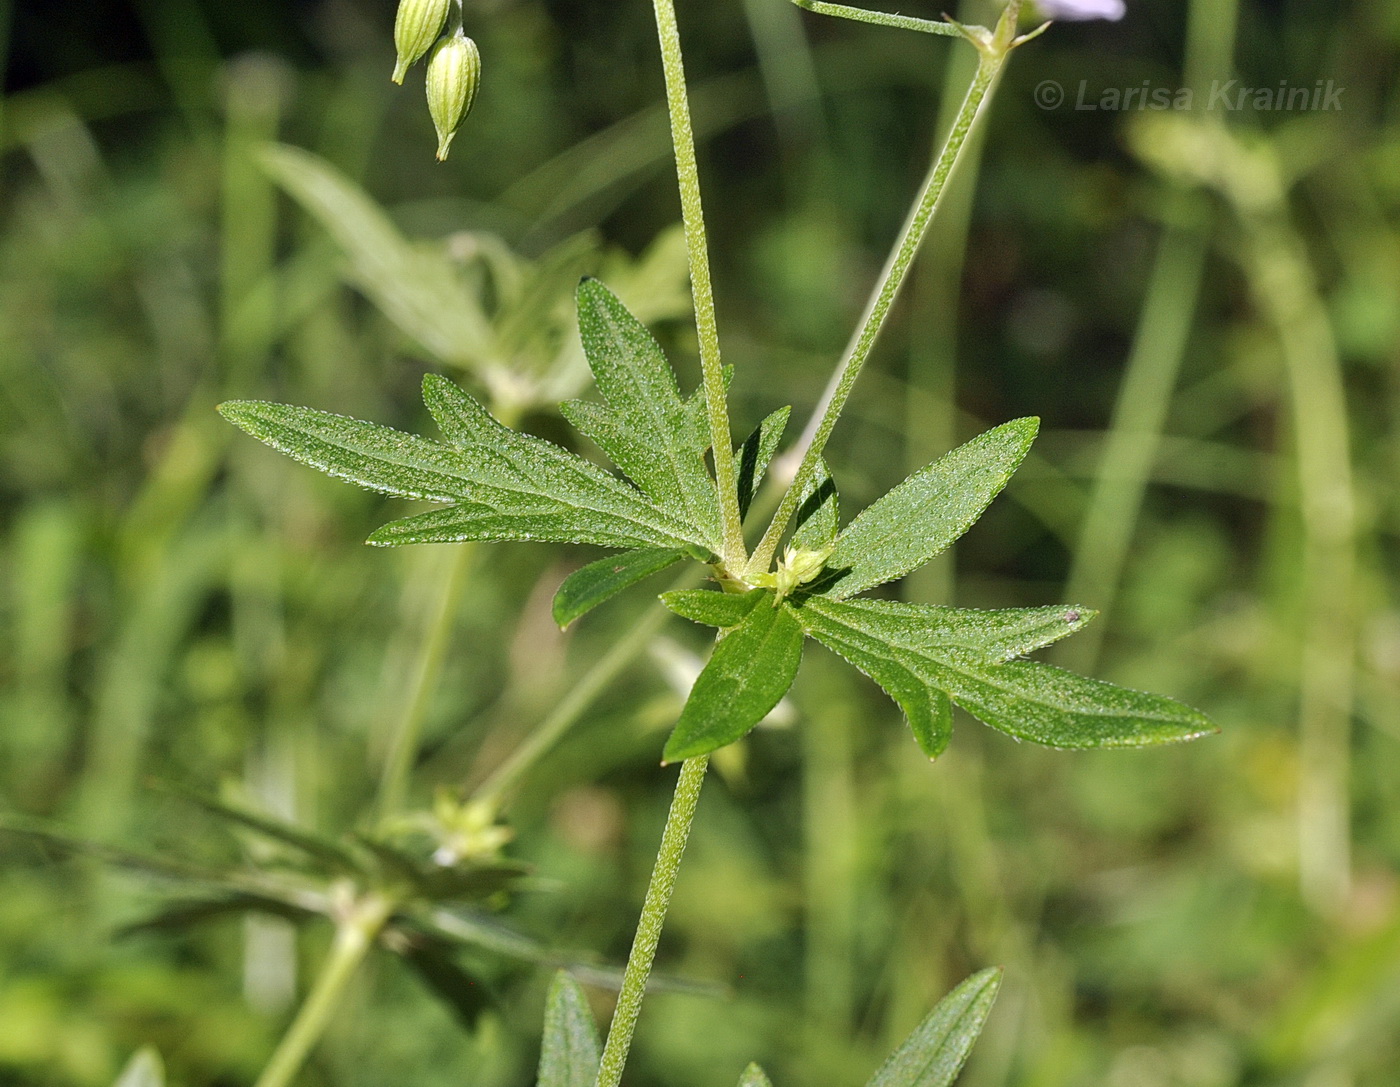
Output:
[{"xmin": 4, "ymin": 0, "xmax": 1400, "ymax": 1084}]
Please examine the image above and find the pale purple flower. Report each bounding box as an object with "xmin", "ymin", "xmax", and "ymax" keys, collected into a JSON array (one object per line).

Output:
[{"xmin": 1034, "ymin": 0, "xmax": 1126, "ymax": 20}]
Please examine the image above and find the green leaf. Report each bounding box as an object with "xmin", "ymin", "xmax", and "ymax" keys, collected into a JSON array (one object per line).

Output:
[
  {"xmin": 663, "ymin": 595, "xmax": 804, "ymax": 762},
  {"xmin": 161, "ymin": 784, "xmax": 361, "ymax": 874},
  {"xmin": 394, "ymin": 931, "xmax": 493, "ymax": 1028},
  {"xmin": 220, "ymin": 387, "xmax": 703, "ymax": 552},
  {"xmin": 259, "ymin": 144, "xmax": 492, "ymax": 369},
  {"xmin": 553, "ymin": 548, "xmax": 686, "ymax": 628},
  {"xmin": 736, "ymin": 407, "xmax": 791, "ymax": 521},
  {"xmin": 738, "ymin": 1063, "xmax": 775, "ymax": 1087},
  {"xmin": 794, "ymin": 597, "xmax": 1212, "ymax": 755},
  {"xmin": 538, "ymin": 970, "xmax": 602, "ymax": 1087},
  {"xmin": 112, "ymin": 1047, "xmax": 165, "ymax": 1087},
  {"xmin": 661, "ymin": 588, "xmax": 766, "ymax": 629},
  {"xmin": 824, "ymin": 418, "xmax": 1039, "ymax": 599},
  {"xmin": 565, "ymin": 278, "xmax": 723, "ymax": 546},
  {"xmin": 791, "ymin": 459, "xmax": 838, "ymax": 552},
  {"xmin": 865, "ymin": 968, "xmax": 1001, "ymax": 1087}
]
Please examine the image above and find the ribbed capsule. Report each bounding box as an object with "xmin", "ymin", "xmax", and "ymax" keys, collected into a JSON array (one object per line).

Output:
[
  {"xmin": 425, "ymin": 31, "xmax": 481, "ymax": 161},
  {"xmin": 391, "ymin": 0, "xmax": 452, "ymax": 84}
]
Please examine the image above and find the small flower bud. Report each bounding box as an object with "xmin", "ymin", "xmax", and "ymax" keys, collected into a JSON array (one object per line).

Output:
[
  {"xmin": 391, "ymin": 0, "xmax": 453, "ymax": 83},
  {"xmin": 425, "ymin": 31, "xmax": 481, "ymax": 161}
]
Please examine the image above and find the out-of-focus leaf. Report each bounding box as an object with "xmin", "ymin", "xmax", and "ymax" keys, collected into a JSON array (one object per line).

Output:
[
  {"xmin": 259, "ymin": 143, "xmax": 491, "ymax": 367},
  {"xmin": 565, "ymin": 278, "xmax": 722, "ymax": 546},
  {"xmin": 220, "ymin": 387, "xmax": 703, "ymax": 551},
  {"xmin": 112, "ymin": 1047, "xmax": 164, "ymax": 1087},
  {"xmin": 355, "ymin": 833, "xmax": 527, "ymax": 901},
  {"xmin": 738, "ymin": 1063, "xmax": 775, "ymax": 1087},
  {"xmin": 118, "ymin": 895, "xmax": 313, "ymax": 936},
  {"xmin": 823, "ymin": 419, "xmax": 1039, "ymax": 599},
  {"xmin": 865, "ymin": 967, "xmax": 1001, "ymax": 1087},
  {"xmin": 538, "ymin": 970, "xmax": 601, "ymax": 1087},
  {"xmin": 552, "ymin": 548, "xmax": 686, "ymax": 628},
  {"xmin": 160, "ymin": 784, "xmax": 361, "ymax": 874},
  {"xmin": 661, "ymin": 587, "xmax": 765, "ymax": 629},
  {"xmin": 663, "ymin": 594, "xmax": 804, "ymax": 762},
  {"xmin": 736, "ymin": 406, "xmax": 791, "ymax": 520},
  {"xmin": 389, "ymin": 929, "xmax": 493, "ymax": 1028},
  {"xmin": 793, "ymin": 597, "xmax": 1214, "ymax": 753}
]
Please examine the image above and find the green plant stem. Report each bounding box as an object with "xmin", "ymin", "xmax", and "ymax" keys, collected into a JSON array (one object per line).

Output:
[
  {"xmin": 253, "ymin": 892, "xmax": 395, "ymax": 1087},
  {"xmin": 594, "ymin": 756, "xmax": 709, "ymax": 1087},
  {"xmin": 650, "ymin": 0, "xmax": 745, "ymax": 568},
  {"xmin": 748, "ymin": 44, "xmax": 1004, "ymax": 577},
  {"xmin": 469, "ymin": 603, "xmax": 672, "ymax": 813},
  {"xmin": 375, "ymin": 542, "xmax": 479, "ymax": 823},
  {"xmin": 790, "ymin": 0, "xmax": 963, "ymax": 36}
]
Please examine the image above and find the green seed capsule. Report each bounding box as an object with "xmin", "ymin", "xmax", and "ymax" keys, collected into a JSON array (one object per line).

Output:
[
  {"xmin": 425, "ymin": 31, "xmax": 480, "ymax": 161},
  {"xmin": 391, "ymin": 0, "xmax": 452, "ymax": 84}
]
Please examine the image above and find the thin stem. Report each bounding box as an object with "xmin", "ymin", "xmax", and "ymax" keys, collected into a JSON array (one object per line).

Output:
[
  {"xmin": 253, "ymin": 892, "xmax": 395, "ymax": 1087},
  {"xmin": 749, "ymin": 44, "xmax": 1005, "ymax": 577},
  {"xmin": 594, "ymin": 756, "xmax": 709, "ymax": 1087},
  {"xmin": 469, "ymin": 603, "xmax": 671, "ymax": 813},
  {"xmin": 650, "ymin": 0, "xmax": 745, "ymax": 567},
  {"xmin": 375, "ymin": 542, "xmax": 479, "ymax": 823},
  {"xmin": 790, "ymin": 0, "xmax": 964, "ymax": 36}
]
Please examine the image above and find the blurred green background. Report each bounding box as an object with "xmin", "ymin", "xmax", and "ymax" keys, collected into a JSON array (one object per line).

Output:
[{"xmin": 4, "ymin": 0, "xmax": 1400, "ymax": 1084}]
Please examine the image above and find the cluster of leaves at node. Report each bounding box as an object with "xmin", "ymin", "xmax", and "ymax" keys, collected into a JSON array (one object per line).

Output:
[
  {"xmin": 0, "ymin": 791, "xmax": 637, "ymax": 1029},
  {"xmin": 220, "ymin": 279, "xmax": 1213, "ymax": 765},
  {"xmin": 537, "ymin": 963, "xmax": 1002, "ymax": 1087}
]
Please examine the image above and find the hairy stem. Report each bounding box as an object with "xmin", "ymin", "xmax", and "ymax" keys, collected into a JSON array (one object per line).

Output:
[
  {"xmin": 594, "ymin": 756, "xmax": 709, "ymax": 1087},
  {"xmin": 651, "ymin": 0, "xmax": 746, "ymax": 567},
  {"xmin": 790, "ymin": 0, "xmax": 963, "ymax": 36},
  {"xmin": 253, "ymin": 892, "xmax": 395, "ymax": 1087},
  {"xmin": 749, "ymin": 40, "xmax": 1006, "ymax": 576}
]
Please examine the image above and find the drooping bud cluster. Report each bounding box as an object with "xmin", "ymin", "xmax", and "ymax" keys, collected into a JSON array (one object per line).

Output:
[{"xmin": 390, "ymin": 0, "xmax": 481, "ymax": 160}]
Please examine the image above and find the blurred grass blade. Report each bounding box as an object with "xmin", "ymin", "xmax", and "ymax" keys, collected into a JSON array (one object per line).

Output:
[
  {"xmin": 112, "ymin": 1047, "xmax": 164, "ymax": 1087},
  {"xmin": 552, "ymin": 548, "xmax": 686, "ymax": 628},
  {"xmin": 257, "ymin": 143, "xmax": 491, "ymax": 367},
  {"xmin": 738, "ymin": 1063, "xmax": 775, "ymax": 1087},
  {"xmin": 538, "ymin": 970, "xmax": 602, "ymax": 1087},
  {"xmin": 663, "ymin": 595, "xmax": 805, "ymax": 762},
  {"xmin": 825, "ymin": 418, "xmax": 1038, "ymax": 599},
  {"xmin": 865, "ymin": 967, "xmax": 1001, "ymax": 1087},
  {"xmin": 118, "ymin": 895, "xmax": 312, "ymax": 936}
]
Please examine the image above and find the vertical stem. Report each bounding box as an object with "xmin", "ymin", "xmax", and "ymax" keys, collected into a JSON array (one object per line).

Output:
[
  {"xmin": 749, "ymin": 45, "xmax": 1004, "ymax": 576},
  {"xmin": 253, "ymin": 893, "xmax": 395, "ymax": 1087},
  {"xmin": 650, "ymin": 0, "xmax": 746, "ymax": 567},
  {"xmin": 595, "ymin": 756, "xmax": 709, "ymax": 1087},
  {"xmin": 375, "ymin": 541, "xmax": 478, "ymax": 823}
]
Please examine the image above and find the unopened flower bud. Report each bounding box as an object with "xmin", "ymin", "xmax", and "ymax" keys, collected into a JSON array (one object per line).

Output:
[
  {"xmin": 426, "ymin": 31, "xmax": 481, "ymax": 161},
  {"xmin": 392, "ymin": 0, "xmax": 453, "ymax": 84}
]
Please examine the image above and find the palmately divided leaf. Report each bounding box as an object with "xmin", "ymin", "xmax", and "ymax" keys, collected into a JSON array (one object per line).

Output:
[
  {"xmin": 661, "ymin": 588, "xmax": 766, "ymax": 629},
  {"xmin": 865, "ymin": 967, "xmax": 1001, "ymax": 1087},
  {"xmin": 552, "ymin": 548, "xmax": 686, "ymax": 628},
  {"xmin": 537, "ymin": 970, "xmax": 601, "ymax": 1087},
  {"xmin": 221, "ymin": 386, "xmax": 705, "ymax": 552},
  {"xmin": 568, "ymin": 278, "xmax": 723, "ymax": 547},
  {"xmin": 823, "ymin": 418, "xmax": 1039, "ymax": 600},
  {"xmin": 663, "ymin": 594, "xmax": 805, "ymax": 762},
  {"xmin": 738, "ymin": 1064, "xmax": 775, "ymax": 1087},
  {"xmin": 793, "ymin": 596, "xmax": 1212, "ymax": 755},
  {"xmin": 736, "ymin": 406, "xmax": 791, "ymax": 521}
]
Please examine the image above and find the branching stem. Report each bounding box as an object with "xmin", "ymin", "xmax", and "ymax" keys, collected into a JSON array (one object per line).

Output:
[{"xmin": 748, "ymin": 33, "xmax": 1010, "ymax": 577}]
